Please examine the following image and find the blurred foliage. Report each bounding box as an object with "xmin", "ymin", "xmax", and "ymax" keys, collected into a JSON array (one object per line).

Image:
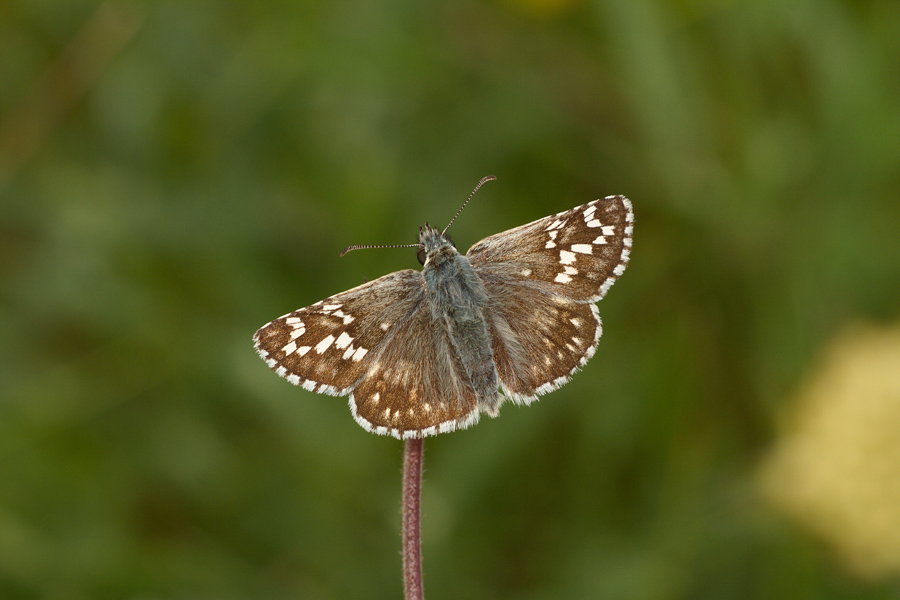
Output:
[{"xmin": 1, "ymin": 0, "xmax": 899, "ymax": 598}]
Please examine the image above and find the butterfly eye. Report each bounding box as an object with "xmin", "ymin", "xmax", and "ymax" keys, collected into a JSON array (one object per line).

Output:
[{"xmin": 417, "ymin": 248, "xmax": 427, "ymax": 265}]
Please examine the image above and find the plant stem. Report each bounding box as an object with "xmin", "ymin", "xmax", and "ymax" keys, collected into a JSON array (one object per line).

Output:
[{"xmin": 402, "ymin": 437, "xmax": 424, "ymax": 600}]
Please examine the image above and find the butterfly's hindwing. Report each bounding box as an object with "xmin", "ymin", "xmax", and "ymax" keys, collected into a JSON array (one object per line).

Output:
[
  {"xmin": 350, "ymin": 301, "xmax": 480, "ymax": 438},
  {"xmin": 467, "ymin": 196, "xmax": 633, "ymax": 302},
  {"xmin": 478, "ymin": 276, "xmax": 603, "ymax": 399}
]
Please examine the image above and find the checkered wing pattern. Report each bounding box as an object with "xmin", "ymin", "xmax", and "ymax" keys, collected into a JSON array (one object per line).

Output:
[
  {"xmin": 255, "ymin": 191, "xmax": 633, "ymax": 439},
  {"xmin": 253, "ymin": 270, "xmax": 479, "ymax": 438},
  {"xmin": 467, "ymin": 196, "xmax": 633, "ymax": 399},
  {"xmin": 467, "ymin": 196, "xmax": 633, "ymax": 302}
]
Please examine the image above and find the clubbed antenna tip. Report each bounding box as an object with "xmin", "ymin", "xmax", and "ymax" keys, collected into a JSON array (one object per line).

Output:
[{"xmin": 442, "ymin": 175, "xmax": 496, "ymax": 235}]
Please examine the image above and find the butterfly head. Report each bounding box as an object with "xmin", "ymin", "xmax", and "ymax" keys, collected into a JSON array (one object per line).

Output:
[{"xmin": 417, "ymin": 222, "xmax": 457, "ymax": 266}]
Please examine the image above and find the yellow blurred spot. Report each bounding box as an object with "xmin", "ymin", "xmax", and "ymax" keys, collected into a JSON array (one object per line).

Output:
[{"xmin": 759, "ymin": 324, "xmax": 900, "ymax": 579}]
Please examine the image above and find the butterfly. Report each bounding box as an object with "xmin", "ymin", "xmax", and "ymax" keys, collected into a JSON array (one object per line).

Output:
[{"xmin": 254, "ymin": 177, "xmax": 633, "ymax": 439}]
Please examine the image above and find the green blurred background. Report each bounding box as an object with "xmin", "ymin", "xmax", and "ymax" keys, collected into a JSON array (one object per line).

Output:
[{"xmin": 2, "ymin": 0, "xmax": 900, "ymax": 598}]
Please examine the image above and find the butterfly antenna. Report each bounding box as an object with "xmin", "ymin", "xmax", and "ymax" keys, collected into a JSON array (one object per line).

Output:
[
  {"xmin": 442, "ymin": 175, "xmax": 496, "ymax": 235},
  {"xmin": 339, "ymin": 243, "xmax": 420, "ymax": 257}
]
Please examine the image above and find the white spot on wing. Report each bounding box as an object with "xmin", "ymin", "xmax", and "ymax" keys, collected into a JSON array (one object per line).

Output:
[
  {"xmin": 326, "ymin": 309, "xmax": 355, "ymax": 325},
  {"xmin": 559, "ymin": 250, "xmax": 576, "ymax": 264},
  {"xmin": 586, "ymin": 218, "xmax": 602, "ymax": 228},
  {"xmin": 335, "ymin": 331, "xmax": 354, "ymax": 349},
  {"xmin": 555, "ymin": 273, "xmax": 572, "ymax": 284},
  {"xmin": 352, "ymin": 347, "xmax": 368, "ymax": 362},
  {"xmin": 315, "ymin": 334, "xmax": 335, "ymax": 354},
  {"xmin": 545, "ymin": 219, "xmax": 564, "ymax": 231},
  {"xmin": 571, "ymin": 244, "xmax": 592, "ymax": 254}
]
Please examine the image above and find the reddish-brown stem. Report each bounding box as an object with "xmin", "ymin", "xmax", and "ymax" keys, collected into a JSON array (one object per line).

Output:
[{"xmin": 402, "ymin": 438, "xmax": 424, "ymax": 600}]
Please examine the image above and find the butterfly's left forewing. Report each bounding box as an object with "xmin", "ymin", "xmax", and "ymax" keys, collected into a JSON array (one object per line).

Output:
[{"xmin": 253, "ymin": 270, "xmax": 424, "ymax": 397}]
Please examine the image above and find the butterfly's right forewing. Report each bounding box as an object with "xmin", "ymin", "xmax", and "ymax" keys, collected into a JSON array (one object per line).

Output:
[
  {"xmin": 467, "ymin": 196, "xmax": 633, "ymax": 302},
  {"xmin": 466, "ymin": 195, "xmax": 633, "ymax": 400}
]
